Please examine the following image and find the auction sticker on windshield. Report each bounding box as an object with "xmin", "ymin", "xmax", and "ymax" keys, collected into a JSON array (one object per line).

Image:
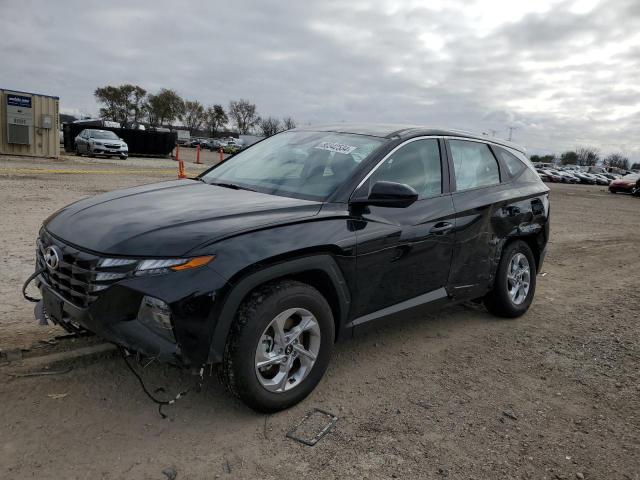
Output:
[{"xmin": 315, "ymin": 142, "xmax": 357, "ymax": 155}]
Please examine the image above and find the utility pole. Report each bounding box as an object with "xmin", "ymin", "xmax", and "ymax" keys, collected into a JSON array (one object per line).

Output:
[
  {"xmin": 488, "ymin": 129, "xmax": 498, "ymax": 137},
  {"xmin": 507, "ymin": 126, "xmax": 518, "ymax": 141}
]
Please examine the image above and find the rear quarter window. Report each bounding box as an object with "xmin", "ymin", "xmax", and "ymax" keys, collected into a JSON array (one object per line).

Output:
[{"xmin": 494, "ymin": 146, "xmax": 527, "ymax": 179}]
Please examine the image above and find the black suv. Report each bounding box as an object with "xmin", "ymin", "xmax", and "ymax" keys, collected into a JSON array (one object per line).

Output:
[{"xmin": 33, "ymin": 124, "xmax": 550, "ymax": 412}]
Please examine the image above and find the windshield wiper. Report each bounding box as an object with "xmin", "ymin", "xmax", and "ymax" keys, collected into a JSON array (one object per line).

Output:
[{"xmin": 208, "ymin": 181, "xmax": 255, "ymax": 192}]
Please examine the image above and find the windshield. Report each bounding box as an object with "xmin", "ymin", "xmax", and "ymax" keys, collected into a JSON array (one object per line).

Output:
[
  {"xmin": 200, "ymin": 131, "xmax": 386, "ymax": 200},
  {"xmin": 90, "ymin": 130, "xmax": 119, "ymax": 139}
]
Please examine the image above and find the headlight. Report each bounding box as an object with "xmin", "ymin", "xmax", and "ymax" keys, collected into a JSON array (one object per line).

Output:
[
  {"xmin": 97, "ymin": 255, "xmax": 214, "ymax": 278},
  {"xmin": 93, "ymin": 141, "xmax": 103, "ymax": 146},
  {"xmin": 135, "ymin": 256, "xmax": 215, "ymax": 276},
  {"xmin": 99, "ymin": 258, "xmax": 137, "ymax": 268}
]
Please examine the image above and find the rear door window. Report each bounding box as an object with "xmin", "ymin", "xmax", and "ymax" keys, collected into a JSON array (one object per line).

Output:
[{"xmin": 449, "ymin": 140, "xmax": 500, "ymax": 191}]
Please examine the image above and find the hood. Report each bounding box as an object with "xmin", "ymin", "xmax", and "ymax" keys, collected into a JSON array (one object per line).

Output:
[{"xmin": 45, "ymin": 179, "xmax": 322, "ymax": 256}]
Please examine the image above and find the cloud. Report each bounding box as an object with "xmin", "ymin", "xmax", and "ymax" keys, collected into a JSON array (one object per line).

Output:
[{"xmin": 1, "ymin": 0, "xmax": 639, "ymax": 158}]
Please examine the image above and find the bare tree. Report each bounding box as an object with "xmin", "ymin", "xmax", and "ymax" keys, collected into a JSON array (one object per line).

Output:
[
  {"xmin": 604, "ymin": 153, "xmax": 630, "ymax": 170},
  {"xmin": 282, "ymin": 117, "xmax": 296, "ymax": 130},
  {"xmin": 575, "ymin": 147, "xmax": 600, "ymax": 166},
  {"xmin": 182, "ymin": 100, "xmax": 205, "ymax": 134},
  {"xmin": 228, "ymin": 99, "xmax": 260, "ymax": 134},
  {"xmin": 204, "ymin": 105, "xmax": 228, "ymax": 137},
  {"xmin": 259, "ymin": 117, "xmax": 282, "ymax": 137}
]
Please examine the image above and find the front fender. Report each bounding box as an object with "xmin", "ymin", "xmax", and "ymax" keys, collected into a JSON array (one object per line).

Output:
[{"xmin": 206, "ymin": 254, "xmax": 351, "ymax": 363}]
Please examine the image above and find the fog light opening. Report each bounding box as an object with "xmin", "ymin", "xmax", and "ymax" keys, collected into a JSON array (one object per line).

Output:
[{"xmin": 137, "ymin": 295, "xmax": 175, "ymax": 341}]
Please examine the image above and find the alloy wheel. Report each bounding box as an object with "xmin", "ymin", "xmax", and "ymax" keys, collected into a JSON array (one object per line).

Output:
[
  {"xmin": 507, "ymin": 252, "xmax": 530, "ymax": 305},
  {"xmin": 254, "ymin": 307, "xmax": 321, "ymax": 393}
]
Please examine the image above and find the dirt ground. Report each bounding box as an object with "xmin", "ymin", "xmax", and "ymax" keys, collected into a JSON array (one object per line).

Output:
[{"xmin": 1, "ymin": 155, "xmax": 639, "ymax": 479}]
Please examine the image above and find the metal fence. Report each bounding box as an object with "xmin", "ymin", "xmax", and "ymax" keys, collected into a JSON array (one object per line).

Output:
[{"xmin": 63, "ymin": 124, "xmax": 177, "ymax": 156}]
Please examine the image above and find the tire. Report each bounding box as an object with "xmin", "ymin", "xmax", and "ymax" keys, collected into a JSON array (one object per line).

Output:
[
  {"xmin": 219, "ymin": 280, "xmax": 334, "ymax": 413},
  {"xmin": 75, "ymin": 144, "xmax": 81, "ymax": 156},
  {"xmin": 484, "ymin": 240, "xmax": 537, "ymax": 318}
]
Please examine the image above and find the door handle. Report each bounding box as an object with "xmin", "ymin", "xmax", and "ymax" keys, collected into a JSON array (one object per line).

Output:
[{"xmin": 429, "ymin": 222, "xmax": 454, "ymax": 234}]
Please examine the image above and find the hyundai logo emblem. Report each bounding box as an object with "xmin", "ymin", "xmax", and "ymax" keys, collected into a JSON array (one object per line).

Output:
[{"xmin": 44, "ymin": 246, "xmax": 61, "ymax": 270}]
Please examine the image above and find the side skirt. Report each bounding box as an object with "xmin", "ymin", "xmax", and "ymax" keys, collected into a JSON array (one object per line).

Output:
[{"xmin": 346, "ymin": 287, "xmax": 449, "ymax": 330}]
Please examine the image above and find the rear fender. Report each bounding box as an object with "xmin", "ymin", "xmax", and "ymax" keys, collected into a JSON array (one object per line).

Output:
[{"xmin": 487, "ymin": 190, "xmax": 549, "ymax": 288}]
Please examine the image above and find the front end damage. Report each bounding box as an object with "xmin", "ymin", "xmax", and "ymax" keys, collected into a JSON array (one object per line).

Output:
[{"xmin": 32, "ymin": 229, "xmax": 228, "ymax": 366}]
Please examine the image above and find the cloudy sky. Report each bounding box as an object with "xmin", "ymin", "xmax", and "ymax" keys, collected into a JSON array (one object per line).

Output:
[{"xmin": 2, "ymin": 0, "xmax": 639, "ymax": 158}]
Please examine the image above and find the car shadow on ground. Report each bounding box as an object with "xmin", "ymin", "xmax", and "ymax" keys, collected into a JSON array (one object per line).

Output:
[{"xmin": 78, "ymin": 301, "xmax": 498, "ymax": 419}]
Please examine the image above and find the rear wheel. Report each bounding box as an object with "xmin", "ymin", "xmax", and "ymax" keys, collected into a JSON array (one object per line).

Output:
[
  {"xmin": 484, "ymin": 240, "xmax": 537, "ymax": 318},
  {"xmin": 219, "ymin": 280, "xmax": 334, "ymax": 412}
]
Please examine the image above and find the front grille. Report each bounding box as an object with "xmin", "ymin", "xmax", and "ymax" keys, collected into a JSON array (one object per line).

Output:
[
  {"xmin": 104, "ymin": 143, "xmax": 120, "ymax": 149},
  {"xmin": 36, "ymin": 230, "xmax": 137, "ymax": 308}
]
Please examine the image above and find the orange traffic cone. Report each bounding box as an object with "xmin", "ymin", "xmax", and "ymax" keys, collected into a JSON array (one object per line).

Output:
[{"xmin": 178, "ymin": 160, "xmax": 186, "ymax": 179}]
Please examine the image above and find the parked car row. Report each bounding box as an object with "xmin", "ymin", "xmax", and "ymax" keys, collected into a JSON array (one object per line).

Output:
[
  {"xmin": 534, "ymin": 165, "xmax": 640, "ymax": 196},
  {"xmin": 185, "ymin": 137, "xmax": 245, "ymax": 152},
  {"xmin": 535, "ymin": 167, "xmax": 621, "ymax": 186}
]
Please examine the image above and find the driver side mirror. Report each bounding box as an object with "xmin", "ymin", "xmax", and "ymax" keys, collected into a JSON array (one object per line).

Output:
[{"xmin": 350, "ymin": 181, "xmax": 418, "ymax": 208}]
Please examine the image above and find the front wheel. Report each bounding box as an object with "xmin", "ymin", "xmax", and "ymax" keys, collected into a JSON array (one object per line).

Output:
[
  {"xmin": 219, "ymin": 280, "xmax": 334, "ymax": 412},
  {"xmin": 484, "ymin": 240, "xmax": 537, "ymax": 318}
]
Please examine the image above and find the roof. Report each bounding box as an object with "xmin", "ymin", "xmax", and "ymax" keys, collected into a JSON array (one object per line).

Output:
[
  {"xmin": 297, "ymin": 123, "xmax": 526, "ymax": 153},
  {"xmin": 1, "ymin": 88, "xmax": 60, "ymax": 100}
]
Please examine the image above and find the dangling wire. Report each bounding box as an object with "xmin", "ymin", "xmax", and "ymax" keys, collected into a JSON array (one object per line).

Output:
[
  {"xmin": 118, "ymin": 346, "xmax": 203, "ymax": 419},
  {"xmin": 22, "ymin": 268, "xmax": 45, "ymax": 303}
]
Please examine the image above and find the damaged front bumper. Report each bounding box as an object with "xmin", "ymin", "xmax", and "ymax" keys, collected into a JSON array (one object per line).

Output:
[
  {"xmin": 35, "ymin": 260, "xmax": 229, "ymax": 367},
  {"xmin": 38, "ymin": 276, "xmax": 180, "ymax": 362}
]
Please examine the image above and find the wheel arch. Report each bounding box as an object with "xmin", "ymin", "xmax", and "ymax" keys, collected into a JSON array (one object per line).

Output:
[
  {"xmin": 488, "ymin": 229, "xmax": 547, "ymax": 293},
  {"xmin": 519, "ymin": 234, "xmax": 542, "ymax": 270},
  {"xmin": 499, "ymin": 234, "xmax": 542, "ymax": 270},
  {"xmin": 207, "ymin": 254, "xmax": 351, "ymax": 363}
]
